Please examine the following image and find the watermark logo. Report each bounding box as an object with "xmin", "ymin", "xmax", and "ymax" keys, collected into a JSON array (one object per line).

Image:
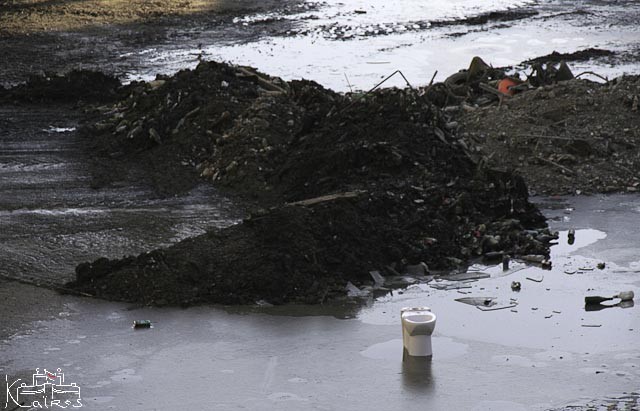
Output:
[{"xmin": 4, "ymin": 368, "xmax": 82, "ymax": 409}]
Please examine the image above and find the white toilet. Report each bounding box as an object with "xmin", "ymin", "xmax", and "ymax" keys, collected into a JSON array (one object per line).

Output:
[{"xmin": 401, "ymin": 307, "xmax": 437, "ymax": 358}]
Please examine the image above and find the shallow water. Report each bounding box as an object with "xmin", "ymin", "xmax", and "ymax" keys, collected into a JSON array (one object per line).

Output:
[
  {"xmin": 1, "ymin": 195, "xmax": 638, "ymax": 410},
  {"xmin": 122, "ymin": 0, "xmax": 640, "ymax": 90},
  {"xmin": 0, "ymin": 107, "xmax": 241, "ymax": 286}
]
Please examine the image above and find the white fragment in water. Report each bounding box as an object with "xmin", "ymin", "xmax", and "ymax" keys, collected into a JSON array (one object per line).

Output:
[{"xmin": 44, "ymin": 126, "xmax": 76, "ymax": 133}]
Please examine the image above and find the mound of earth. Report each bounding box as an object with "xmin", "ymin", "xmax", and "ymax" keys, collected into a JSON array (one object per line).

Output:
[
  {"xmin": 63, "ymin": 61, "xmax": 550, "ymax": 306},
  {"xmin": 525, "ymin": 48, "xmax": 616, "ymax": 64},
  {"xmin": 455, "ymin": 75, "xmax": 640, "ymax": 195}
]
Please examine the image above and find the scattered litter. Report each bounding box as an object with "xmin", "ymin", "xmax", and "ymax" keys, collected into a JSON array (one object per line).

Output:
[
  {"xmin": 552, "ymin": 310, "xmax": 562, "ymax": 314},
  {"xmin": 429, "ymin": 282, "xmax": 472, "ymax": 291},
  {"xmin": 526, "ymin": 274, "xmax": 544, "ymax": 282},
  {"xmin": 564, "ymin": 270, "xmax": 576, "ymax": 275},
  {"xmin": 477, "ymin": 303, "xmax": 518, "ymax": 311},
  {"xmin": 545, "ymin": 314, "xmax": 553, "ymax": 319},
  {"xmin": 511, "ymin": 281, "xmax": 521, "ymax": 291},
  {"xmin": 446, "ymin": 272, "xmax": 490, "ymax": 281},
  {"xmin": 502, "ymin": 254, "xmax": 510, "ymax": 271},
  {"xmin": 369, "ymin": 270, "xmax": 385, "ymax": 285},
  {"xmin": 521, "ymin": 255, "xmax": 546, "ymax": 263},
  {"xmin": 585, "ymin": 290, "xmax": 634, "ymax": 305},
  {"xmin": 45, "ymin": 126, "xmax": 76, "ymax": 133},
  {"xmin": 582, "ymin": 324, "xmax": 602, "ymax": 328},
  {"xmin": 255, "ymin": 299, "xmax": 273, "ymax": 307},
  {"xmin": 579, "ymin": 267, "xmax": 594, "ymax": 271},
  {"xmin": 483, "ymin": 251, "xmax": 504, "ymax": 261},
  {"xmin": 404, "ymin": 262, "xmax": 429, "ymax": 276},
  {"xmin": 455, "ymin": 296, "xmax": 496, "ymax": 307},
  {"xmin": 346, "ymin": 281, "xmax": 368, "ymax": 297},
  {"xmin": 531, "ymin": 307, "xmax": 538, "ymax": 311},
  {"xmin": 597, "ymin": 262, "xmax": 606, "ymax": 270},
  {"xmin": 132, "ymin": 320, "xmax": 152, "ymax": 329}
]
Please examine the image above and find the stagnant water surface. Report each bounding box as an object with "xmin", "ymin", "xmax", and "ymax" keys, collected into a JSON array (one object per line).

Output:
[
  {"xmin": 1, "ymin": 190, "xmax": 639, "ymax": 410},
  {"xmin": 0, "ymin": 107, "xmax": 241, "ymax": 287},
  {"xmin": 121, "ymin": 0, "xmax": 640, "ymax": 90}
]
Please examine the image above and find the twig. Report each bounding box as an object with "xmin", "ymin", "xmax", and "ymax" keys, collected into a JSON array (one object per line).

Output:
[
  {"xmin": 344, "ymin": 73, "xmax": 354, "ymax": 93},
  {"xmin": 338, "ymin": 70, "xmax": 414, "ymax": 114},
  {"xmin": 536, "ymin": 155, "xmax": 576, "ymax": 175},
  {"xmin": 612, "ymin": 162, "xmax": 634, "ymax": 175},
  {"xmin": 575, "ymin": 71, "xmax": 609, "ymax": 82},
  {"xmin": 428, "ymin": 70, "xmax": 438, "ymax": 87},
  {"xmin": 236, "ymin": 66, "xmax": 287, "ymax": 94},
  {"xmin": 385, "ymin": 265, "xmax": 401, "ymax": 276},
  {"xmin": 286, "ymin": 191, "xmax": 365, "ymax": 207},
  {"xmin": 524, "ymin": 134, "xmax": 588, "ymax": 142},
  {"xmin": 476, "ymin": 303, "xmax": 518, "ymax": 311}
]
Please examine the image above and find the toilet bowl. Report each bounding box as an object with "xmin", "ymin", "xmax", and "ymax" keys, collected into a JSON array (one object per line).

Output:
[{"xmin": 401, "ymin": 307, "xmax": 436, "ymax": 358}]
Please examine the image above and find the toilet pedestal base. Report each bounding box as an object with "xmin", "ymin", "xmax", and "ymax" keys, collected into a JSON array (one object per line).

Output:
[{"xmin": 403, "ymin": 335, "xmax": 433, "ymax": 358}]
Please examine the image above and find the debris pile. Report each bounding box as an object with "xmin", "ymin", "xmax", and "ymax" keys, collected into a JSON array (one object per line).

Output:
[
  {"xmin": 65, "ymin": 60, "xmax": 549, "ymax": 306},
  {"xmin": 417, "ymin": 55, "xmax": 640, "ymax": 196},
  {"xmin": 455, "ymin": 74, "xmax": 640, "ymax": 195}
]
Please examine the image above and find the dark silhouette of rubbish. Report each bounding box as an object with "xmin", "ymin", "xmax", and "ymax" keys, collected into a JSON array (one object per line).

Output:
[{"xmin": 585, "ymin": 290, "xmax": 634, "ymax": 306}]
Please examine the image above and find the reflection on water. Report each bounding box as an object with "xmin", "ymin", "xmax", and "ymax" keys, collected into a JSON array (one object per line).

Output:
[
  {"xmin": 584, "ymin": 299, "xmax": 635, "ymax": 312},
  {"xmin": 401, "ymin": 352, "xmax": 435, "ymax": 393},
  {"xmin": 550, "ymin": 229, "xmax": 607, "ymax": 257}
]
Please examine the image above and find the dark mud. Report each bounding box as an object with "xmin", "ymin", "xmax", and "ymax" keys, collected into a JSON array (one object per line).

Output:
[
  {"xmin": 59, "ymin": 61, "xmax": 549, "ymax": 305},
  {"xmin": 0, "ymin": 0, "xmax": 304, "ymax": 87},
  {"xmin": 526, "ymin": 48, "xmax": 616, "ymax": 65},
  {"xmin": 0, "ymin": 70, "xmax": 122, "ymax": 104}
]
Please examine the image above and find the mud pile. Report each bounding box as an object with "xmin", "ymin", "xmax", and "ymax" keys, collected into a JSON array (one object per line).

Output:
[
  {"xmin": 455, "ymin": 75, "xmax": 640, "ymax": 195},
  {"xmin": 66, "ymin": 61, "xmax": 548, "ymax": 305}
]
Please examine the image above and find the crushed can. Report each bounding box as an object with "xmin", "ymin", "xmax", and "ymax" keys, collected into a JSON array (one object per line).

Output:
[{"xmin": 133, "ymin": 320, "xmax": 152, "ymax": 329}]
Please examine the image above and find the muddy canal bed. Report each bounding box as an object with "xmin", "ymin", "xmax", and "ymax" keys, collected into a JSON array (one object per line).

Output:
[{"xmin": 1, "ymin": 195, "xmax": 638, "ymax": 411}]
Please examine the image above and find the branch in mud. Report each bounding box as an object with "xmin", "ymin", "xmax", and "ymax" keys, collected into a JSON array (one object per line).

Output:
[{"xmin": 286, "ymin": 191, "xmax": 366, "ymax": 207}]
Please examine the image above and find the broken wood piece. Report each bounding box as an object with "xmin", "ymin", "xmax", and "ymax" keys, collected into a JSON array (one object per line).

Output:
[
  {"xmin": 428, "ymin": 70, "xmax": 438, "ymax": 87},
  {"xmin": 286, "ymin": 191, "xmax": 365, "ymax": 207},
  {"xmin": 536, "ymin": 156, "xmax": 576, "ymax": 175},
  {"xmin": 236, "ymin": 66, "xmax": 287, "ymax": 94},
  {"xmin": 446, "ymin": 272, "xmax": 490, "ymax": 281},
  {"xmin": 455, "ymin": 296, "xmax": 496, "ymax": 307},
  {"xmin": 479, "ymin": 82, "xmax": 512, "ymax": 98},
  {"xmin": 524, "ymin": 134, "xmax": 589, "ymax": 142},
  {"xmin": 476, "ymin": 303, "xmax": 518, "ymax": 311},
  {"xmin": 575, "ymin": 71, "xmax": 609, "ymax": 82}
]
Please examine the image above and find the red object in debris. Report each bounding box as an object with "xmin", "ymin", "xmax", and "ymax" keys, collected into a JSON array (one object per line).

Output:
[{"xmin": 498, "ymin": 78, "xmax": 518, "ymax": 96}]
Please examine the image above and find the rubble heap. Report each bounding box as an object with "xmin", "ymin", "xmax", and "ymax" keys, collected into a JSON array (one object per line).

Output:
[
  {"xmin": 63, "ymin": 61, "xmax": 549, "ymax": 305},
  {"xmin": 456, "ymin": 75, "xmax": 640, "ymax": 195}
]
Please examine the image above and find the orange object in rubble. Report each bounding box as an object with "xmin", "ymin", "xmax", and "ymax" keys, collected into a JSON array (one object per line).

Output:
[{"xmin": 497, "ymin": 78, "xmax": 519, "ymax": 96}]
